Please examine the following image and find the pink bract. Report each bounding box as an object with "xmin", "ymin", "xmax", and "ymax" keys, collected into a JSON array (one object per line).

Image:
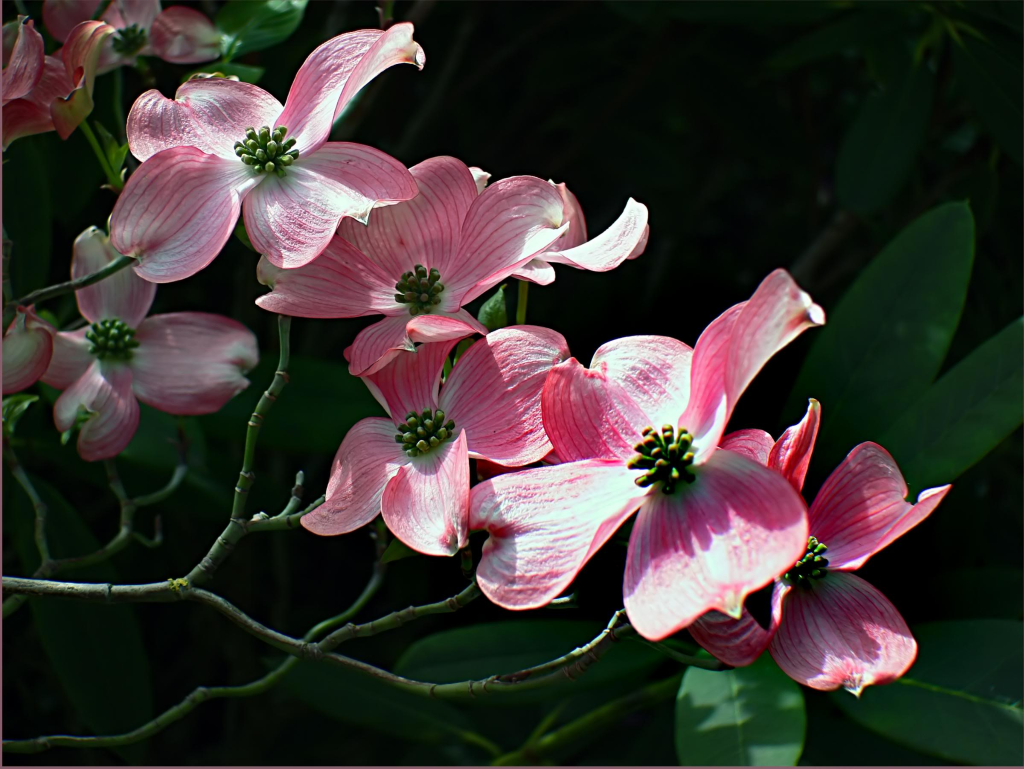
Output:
[
  {"xmin": 41, "ymin": 227, "xmax": 259, "ymax": 461},
  {"xmin": 468, "ymin": 269, "xmax": 825, "ymax": 640},
  {"xmin": 3, "ymin": 306, "xmax": 55, "ymax": 394},
  {"xmin": 109, "ymin": 24, "xmax": 425, "ymax": 283},
  {"xmin": 301, "ymin": 326, "xmax": 569, "ymax": 557},
  {"xmin": 693, "ymin": 402, "xmax": 952, "ymax": 696}
]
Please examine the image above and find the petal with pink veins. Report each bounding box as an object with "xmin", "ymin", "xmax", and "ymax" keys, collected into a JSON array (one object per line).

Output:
[
  {"xmin": 440, "ymin": 326, "xmax": 569, "ymax": 466},
  {"xmin": 110, "ymin": 146, "xmax": 261, "ymax": 283},
  {"xmin": 50, "ymin": 21, "xmax": 115, "ymax": 139},
  {"xmin": 41, "ymin": 328, "xmax": 92, "ymax": 389},
  {"xmin": 511, "ymin": 259, "xmax": 557, "ymax": 286},
  {"xmin": 130, "ymin": 312, "xmax": 258, "ymax": 414},
  {"xmin": 244, "ymin": 143, "xmax": 417, "ymax": 269},
  {"xmin": 720, "ymin": 429, "xmax": 774, "ymax": 466},
  {"xmin": 149, "ymin": 6, "xmax": 220, "ymax": 64},
  {"xmin": 363, "ymin": 339, "xmax": 456, "ymax": 420},
  {"xmin": 345, "ymin": 310, "xmax": 485, "ymax": 377},
  {"xmin": 539, "ymin": 199, "xmax": 649, "ymax": 273},
  {"xmin": 2, "ymin": 17, "xmax": 44, "ymax": 105},
  {"xmin": 550, "ymin": 182, "xmax": 587, "ymax": 250},
  {"xmin": 2, "ymin": 55, "xmax": 72, "ymax": 149},
  {"xmin": 381, "ymin": 429, "xmax": 469, "ymax": 556},
  {"xmin": 590, "ymin": 335, "xmax": 692, "ymax": 429},
  {"xmin": 809, "ymin": 442, "xmax": 951, "ymax": 571},
  {"xmin": 53, "ymin": 360, "xmax": 139, "ymax": 461},
  {"xmin": 769, "ymin": 572, "xmax": 917, "ymax": 695},
  {"xmin": 2, "ymin": 308, "xmax": 53, "ymax": 394},
  {"xmin": 301, "ymin": 417, "xmax": 409, "ymax": 536},
  {"xmin": 688, "ymin": 608, "xmax": 776, "ymax": 668},
  {"xmin": 42, "ymin": 0, "xmax": 101, "ymax": 43},
  {"xmin": 72, "ymin": 226, "xmax": 153, "ymax": 326},
  {"xmin": 623, "ymin": 448, "xmax": 809, "ymax": 641},
  {"xmin": 470, "ymin": 459, "xmax": 645, "ymax": 610},
  {"xmin": 276, "ymin": 23, "xmax": 424, "ymax": 155},
  {"xmin": 769, "ymin": 398, "xmax": 821, "ymax": 493}
]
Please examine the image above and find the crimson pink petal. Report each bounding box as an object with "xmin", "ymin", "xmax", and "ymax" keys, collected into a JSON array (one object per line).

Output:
[
  {"xmin": 688, "ymin": 608, "xmax": 776, "ymax": 668},
  {"xmin": 550, "ymin": 182, "xmax": 587, "ymax": 250},
  {"xmin": 345, "ymin": 310, "xmax": 484, "ymax": 377},
  {"xmin": 440, "ymin": 326, "xmax": 569, "ymax": 466},
  {"xmin": 381, "ymin": 429, "xmax": 469, "ymax": 556},
  {"xmin": 470, "ymin": 458, "xmax": 644, "ymax": 609},
  {"xmin": 53, "ymin": 360, "xmax": 139, "ymax": 461},
  {"xmin": 126, "ymin": 79, "xmax": 284, "ymax": 161},
  {"xmin": 2, "ymin": 308, "xmax": 53, "ymax": 394},
  {"xmin": 541, "ymin": 357, "xmax": 647, "ymax": 463},
  {"xmin": 129, "ymin": 313, "xmax": 258, "ymax": 415},
  {"xmin": 110, "ymin": 146, "xmax": 260, "ymax": 283},
  {"xmin": 50, "ymin": 20, "xmax": 114, "ymax": 139},
  {"xmin": 149, "ymin": 6, "xmax": 219, "ymax": 64},
  {"xmin": 42, "ymin": 328, "xmax": 92, "ymax": 389},
  {"xmin": 42, "ymin": 0, "xmax": 101, "ymax": 43},
  {"xmin": 539, "ymin": 198, "xmax": 649, "ymax": 273},
  {"xmin": 71, "ymin": 226, "xmax": 153, "ymax": 326},
  {"xmin": 720, "ymin": 429, "xmax": 774, "ymax": 466},
  {"xmin": 623, "ymin": 448, "xmax": 808, "ymax": 640},
  {"xmin": 302, "ymin": 417, "xmax": 409, "ymax": 536},
  {"xmin": 2, "ymin": 17, "xmax": 44, "ymax": 105},
  {"xmin": 244, "ymin": 143, "xmax": 417, "ymax": 269},
  {"xmin": 276, "ymin": 23, "xmax": 424, "ymax": 155},
  {"xmin": 511, "ymin": 259, "xmax": 557, "ymax": 285},
  {"xmin": 810, "ymin": 442, "xmax": 951, "ymax": 571},
  {"xmin": 1, "ymin": 55, "xmax": 72, "ymax": 149},
  {"xmin": 363, "ymin": 339, "xmax": 455, "ymax": 420},
  {"xmin": 769, "ymin": 572, "xmax": 917, "ymax": 695},
  {"xmin": 769, "ymin": 398, "xmax": 821, "ymax": 493}
]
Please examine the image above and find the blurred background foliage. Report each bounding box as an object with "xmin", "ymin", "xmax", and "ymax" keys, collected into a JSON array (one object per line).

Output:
[{"xmin": 3, "ymin": 0, "xmax": 1022, "ymax": 765}]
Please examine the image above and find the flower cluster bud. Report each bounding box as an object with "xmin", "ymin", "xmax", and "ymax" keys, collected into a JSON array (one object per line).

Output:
[
  {"xmin": 783, "ymin": 536, "xmax": 830, "ymax": 587},
  {"xmin": 394, "ymin": 409, "xmax": 457, "ymax": 458},
  {"xmin": 234, "ymin": 125, "xmax": 299, "ymax": 177},
  {"xmin": 85, "ymin": 318, "xmax": 140, "ymax": 361},
  {"xmin": 394, "ymin": 264, "xmax": 444, "ymax": 316},
  {"xmin": 628, "ymin": 424, "xmax": 696, "ymax": 493}
]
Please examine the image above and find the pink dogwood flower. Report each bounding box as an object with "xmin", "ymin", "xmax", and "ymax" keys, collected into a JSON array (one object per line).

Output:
[
  {"xmin": 42, "ymin": 0, "xmax": 219, "ymax": 73},
  {"xmin": 3, "ymin": 306, "xmax": 54, "ymax": 394},
  {"xmin": 108, "ymin": 24, "xmax": 424, "ymax": 283},
  {"xmin": 689, "ymin": 402, "xmax": 951, "ymax": 696},
  {"xmin": 468, "ymin": 269, "xmax": 825, "ymax": 640},
  {"xmin": 41, "ymin": 227, "xmax": 259, "ymax": 461},
  {"xmin": 301, "ymin": 326, "xmax": 569, "ymax": 556}
]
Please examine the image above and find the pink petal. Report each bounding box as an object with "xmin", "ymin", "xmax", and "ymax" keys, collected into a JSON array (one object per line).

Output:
[
  {"xmin": 302, "ymin": 417, "xmax": 409, "ymax": 536},
  {"xmin": 688, "ymin": 608, "xmax": 776, "ymax": 668},
  {"xmin": 42, "ymin": 0, "xmax": 101, "ymax": 43},
  {"xmin": 680, "ymin": 269, "xmax": 825, "ymax": 461},
  {"xmin": 72, "ymin": 226, "xmax": 153, "ymax": 326},
  {"xmin": 50, "ymin": 21, "xmax": 115, "ymax": 139},
  {"xmin": 110, "ymin": 0, "xmax": 160, "ymax": 30},
  {"xmin": 440, "ymin": 325, "xmax": 570, "ymax": 466},
  {"xmin": 541, "ymin": 357, "xmax": 648, "ymax": 463},
  {"xmin": 470, "ymin": 458, "xmax": 645, "ymax": 609},
  {"xmin": 245, "ymin": 143, "xmax": 416, "ymax": 269},
  {"xmin": 539, "ymin": 198, "xmax": 649, "ymax": 273},
  {"xmin": 276, "ymin": 23, "xmax": 424, "ymax": 155},
  {"xmin": 2, "ymin": 17, "xmax": 44, "ymax": 105},
  {"xmin": 129, "ymin": 312, "xmax": 258, "ymax": 415},
  {"xmin": 2, "ymin": 308, "xmax": 53, "ymax": 394},
  {"xmin": 769, "ymin": 572, "xmax": 917, "ymax": 695},
  {"xmin": 363, "ymin": 339, "xmax": 455, "ymax": 420},
  {"xmin": 381, "ymin": 429, "xmax": 469, "ymax": 556},
  {"xmin": 720, "ymin": 429, "xmax": 774, "ymax": 466},
  {"xmin": 1, "ymin": 55, "xmax": 72, "ymax": 149},
  {"xmin": 590, "ymin": 335, "xmax": 693, "ymax": 429},
  {"xmin": 809, "ymin": 442, "xmax": 951, "ymax": 571},
  {"xmin": 254, "ymin": 236, "xmax": 398, "ymax": 318},
  {"xmin": 345, "ymin": 310, "xmax": 485, "ymax": 377},
  {"xmin": 550, "ymin": 182, "xmax": 587, "ymax": 250},
  {"xmin": 41, "ymin": 328, "xmax": 92, "ymax": 389},
  {"xmin": 445, "ymin": 176, "xmax": 569, "ymax": 306},
  {"xmin": 511, "ymin": 259, "xmax": 557, "ymax": 285},
  {"xmin": 53, "ymin": 360, "xmax": 139, "ymax": 461},
  {"xmin": 469, "ymin": 166, "xmax": 491, "ymax": 193},
  {"xmin": 623, "ymin": 448, "xmax": 809, "ymax": 640},
  {"xmin": 336, "ymin": 156, "xmax": 478, "ymax": 288},
  {"xmin": 110, "ymin": 146, "xmax": 261, "ymax": 283},
  {"xmin": 149, "ymin": 6, "xmax": 219, "ymax": 64},
  {"xmin": 126, "ymin": 79, "xmax": 284, "ymax": 162},
  {"xmin": 769, "ymin": 398, "xmax": 820, "ymax": 493}
]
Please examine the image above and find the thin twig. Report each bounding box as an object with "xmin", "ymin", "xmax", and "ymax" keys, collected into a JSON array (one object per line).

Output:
[{"xmin": 6, "ymin": 255, "xmax": 134, "ymax": 313}]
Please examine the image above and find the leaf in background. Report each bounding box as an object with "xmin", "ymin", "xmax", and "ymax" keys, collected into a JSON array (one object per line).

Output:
[
  {"xmin": 476, "ymin": 284, "xmax": 508, "ymax": 331},
  {"xmin": 380, "ymin": 537, "xmax": 420, "ymax": 564},
  {"xmin": 953, "ymin": 31, "xmax": 1024, "ymax": 165},
  {"xmin": 767, "ymin": 11, "xmax": 904, "ymax": 71},
  {"xmin": 833, "ymin": 620, "xmax": 1023, "ymax": 765},
  {"xmin": 675, "ymin": 653, "xmax": 806, "ymax": 766},
  {"xmin": 785, "ymin": 202, "xmax": 974, "ymax": 470},
  {"xmin": 2, "ymin": 393, "xmax": 39, "ymax": 436},
  {"xmin": 9, "ymin": 477, "xmax": 153, "ymax": 763},
  {"xmin": 217, "ymin": 0, "xmax": 309, "ymax": 60},
  {"xmin": 3, "ymin": 135, "xmax": 52, "ymax": 298},
  {"xmin": 835, "ymin": 57, "xmax": 936, "ymax": 213},
  {"xmin": 234, "ymin": 218, "xmax": 255, "ymax": 251},
  {"xmin": 181, "ymin": 62, "xmax": 266, "ymax": 84},
  {"xmin": 92, "ymin": 121, "xmax": 129, "ymax": 175},
  {"xmin": 879, "ymin": 317, "xmax": 1023, "ymax": 494}
]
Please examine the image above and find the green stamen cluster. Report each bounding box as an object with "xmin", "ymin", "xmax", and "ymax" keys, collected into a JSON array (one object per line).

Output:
[
  {"xmin": 627, "ymin": 425, "xmax": 696, "ymax": 494},
  {"xmin": 234, "ymin": 126, "xmax": 298, "ymax": 177},
  {"xmin": 111, "ymin": 24, "xmax": 147, "ymax": 56},
  {"xmin": 394, "ymin": 409, "xmax": 456, "ymax": 458},
  {"xmin": 85, "ymin": 318, "xmax": 139, "ymax": 361},
  {"xmin": 394, "ymin": 265, "xmax": 444, "ymax": 315},
  {"xmin": 783, "ymin": 536, "xmax": 829, "ymax": 587}
]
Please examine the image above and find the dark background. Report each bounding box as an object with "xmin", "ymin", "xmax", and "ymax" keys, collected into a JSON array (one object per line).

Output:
[{"xmin": 3, "ymin": 1, "xmax": 1022, "ymax": 765}]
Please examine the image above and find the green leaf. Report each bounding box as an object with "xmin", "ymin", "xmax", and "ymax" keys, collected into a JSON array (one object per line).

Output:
[
  {"xmin": 380, "ymin": 537, "xmax": 420, "ymax": 563},
  {"xmin": 2, "ymin": 393, "xmax": 39, "ymax": 436},
  {"xmin": 767, "ymin": 11, "xmax": 903, "ymax": 71},
  {"xmin": 785, "ymin": 202, "xmax": 974, "ymax": 470},
  {"xmin": 835, "ymin": 57, "xmax": 936, "ymax": 213},
  {"xmin": 181, "ymin": 62, "xmax": 266, "ymax": 84},
  {"xmin": 675, "ymin": 653, "xmax": 806, "ymax": 766},
  {"xmin": 878, "ymin": 317, "xmax": 1023, "ymax": 494},
  {"xmin": 953, "ymin": 30, "xmax": 1024, "ymax": 165},
  {"xmin": 92, "ymin": 120, "xmax": 129, "ymax": 173},
  {"xmin": 833, "ymin": 620, "xmax": 1023, "ymax": 765},
  {"xmin": 234, "ymin": 218, "xmax": 255, "ymax": 251},
  {"xmin": 9, "ymin": 477, "xmax": 153, "ymax": 763},
  {"xmin": 477, "ymin": 284, "xmax": 508, "ymax": 331},
  {"xmin": 216, "ymin": 0, "xmax": 309, "ymax": 60}
]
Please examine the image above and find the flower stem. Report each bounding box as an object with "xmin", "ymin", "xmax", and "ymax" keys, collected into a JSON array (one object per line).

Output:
[
  {"xmin": 112, "ymin": 68, "xmax": 127, "ymax": 144},
  {"xmin": 78, "ymin": 121, "xmax": 122, "ymax": 191},
  {"xmin": 634, "ymin": 637, "xmax": 730, "ymax": 670},
  {"xmin": 516, "ymin": 279, "xmax": 529, "ymax": 325},
  {"xmin": 6, "ymin": 254, "xmax": 134, "ymax": 313}
]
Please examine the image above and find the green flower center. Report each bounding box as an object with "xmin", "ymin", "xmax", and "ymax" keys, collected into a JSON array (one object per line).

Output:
[
  {"xmin": 783, "ymin": 536, "xmax": 829, "ymax": 587},
  {"xmin": 85, "ymin": 318, "xmax": 139, "ymax": 361},
  {"xmin": 394, "ymin": 265, "xmax": 445, "ymax": 316},
  {"xmin": 235, "ymin": 125, "xmax": 298, "ymax": 177},
  {"xmin": 111, "ymin": 24, "xmax": 147, "ymax": 56},
  {"xmin": 628, "ymin": 425, "xmax": 696, "ymax": 494},
  {"xmin": 394, "ymin": 408, "xmax": 456, "ymax": 458}
]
